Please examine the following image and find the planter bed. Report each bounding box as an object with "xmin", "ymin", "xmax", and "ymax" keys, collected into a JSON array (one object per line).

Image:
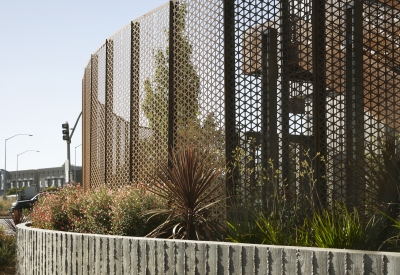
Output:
[{"xmin": 17, "ymin": 223, "xmax": 400, "ymax": 275}]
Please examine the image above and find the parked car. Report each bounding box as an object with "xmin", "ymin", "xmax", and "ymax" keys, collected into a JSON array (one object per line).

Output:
[{"xmin": 10, "ymin": 193, "xmax": 41, "ymax": 214}]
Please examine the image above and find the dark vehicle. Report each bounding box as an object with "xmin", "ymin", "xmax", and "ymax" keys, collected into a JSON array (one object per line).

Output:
[{"xmin": 10, "ymin": 193, "xmax": 40, "ymax": 214}]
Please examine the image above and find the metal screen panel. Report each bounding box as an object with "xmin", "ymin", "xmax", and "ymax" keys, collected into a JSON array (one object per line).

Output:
[
  {"xmin": 135, "ymin": 4, "xmax": 170, "ymax": 185},
  {"xmin": 231, "ymin": 0, "xmax": 285, "ymax": 209},
  {"xmin": 170, "ymin": 0, "xmax": 225, "ymax": 152},
  {"xmin": 89, "ymin": 46, "xmax": 106, "ymax": 189},
  {"xmin": 170, "ymin": 0, "xmax": 226, "ymax": 216},
  {"xmin": 103, "ymin": 25, "xmax": 132, "ymax": 187},
  {"xmin": 82, "ymin": 0, "xmax": 400, "ymax": 213},
  {"xmin": 233, "ymin": 0, "xmax": 400, "ymax": 210}
]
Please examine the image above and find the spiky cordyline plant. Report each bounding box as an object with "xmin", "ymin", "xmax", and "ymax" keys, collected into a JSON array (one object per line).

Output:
[{"xmin": 145, "ymin": 146, "xmax": 225, "ymax": 240}]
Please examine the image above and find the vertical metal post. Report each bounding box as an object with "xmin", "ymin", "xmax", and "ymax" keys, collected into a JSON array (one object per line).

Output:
[
  {"xmin": 16, "ymin": 157, "xmax": 18, "ymax": 190},
  {"xmin": 130, "ymin": 21, "xmax": 140, "ymax": 184},
  {"xmin": 345, "ymin": 0, "xmax": 364, "ymax": 208},
  {"xmin": 82, "ymin": 65, "xmax": 92, "ymax": 190},
  {"xmin": 280, "ymin": 0, "xmax": 291, "ymax": 196},
  {"xmin": 168, "ymin": 0, "xmax": 177, "ymax": 167},
  {"xmin": 82, "ymin": 76, "xmax": 85, "ymax": 187},
  {"xmin": 312, "ymin": 0, "xmax": 327, "ymax": 207},
  {"xmin": 261, "ymin": 28, "xmax": 278, "ymax": 210},
  {"xmin": 3, "ymin": 141, "xmax": 6, "ymax": 198},
  {"xmin": 105, "ymin": 39, "xmax": 114, "ymax": 185},
  {"xmin": 90, "ymin": 55, "xmax": 98, "ymax": 190},
  {"xmin": 67, "ymin": 140, "xmax": 71, "ymax": 183},
  {"xmin": 224, "ymin": 0, "xmax": 237, "ymax": 202},
  {"xmin": 74, "ymin": 144, "xmax": 82, "ymax": 182}
]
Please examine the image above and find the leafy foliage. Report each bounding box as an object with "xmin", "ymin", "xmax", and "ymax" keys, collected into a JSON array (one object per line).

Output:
[
  {"xmin": 225, "ymin": 207, "xmax": 261, "ymax": 244},
  {"xmin": 43, "ymin": 185, "xmax": 59, "ymax": 192},
  {"xmin": 31, "ymin": 184, "xmax": 164, "ymax": 236},
  {"xmin": 0, "ymin": 228, "xmax": 16, "ymax": 268},
  {"xmin": 305, "ymin": 204, "xmax": 385, "ymax": 250},
  {"xmin": 226, "ymin": 146, "xmax": 307, "ymax": 246},
  {"xmin": 142, "ymin": 4, "xmax": 200, "ymax": 139},
  {"xmin": 226, "ymin": 140, "xmax": 400, "ymax": 251},
  {"xmin": 358, "ymin": 137, "xmax": 400, "ymax": 217},
  {"xmin": 145, "ymin": 146, "xmax": 225, "ymax": 240},
  {"xmin": 0, "ymin": 199, "xmax": 13, "ymax": 216},
  {"xmin": 6, "ymin": 186, "xmax": 25, "ymax": 196}
]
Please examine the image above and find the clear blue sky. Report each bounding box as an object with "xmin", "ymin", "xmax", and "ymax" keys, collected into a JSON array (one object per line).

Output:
[{"xmin": 0, "ymin": 0, "xmax": 167, "ymax": 171}]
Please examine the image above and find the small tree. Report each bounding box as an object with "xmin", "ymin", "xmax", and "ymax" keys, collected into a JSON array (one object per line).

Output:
[{"xmin": 142, "ymin": 4, "xmax": 200, "ymax": 143}]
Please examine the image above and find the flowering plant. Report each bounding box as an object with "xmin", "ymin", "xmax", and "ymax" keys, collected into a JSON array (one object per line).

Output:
[{"xmin": 31, "ymin": 183, "xmax": 164, "ymax": 236}]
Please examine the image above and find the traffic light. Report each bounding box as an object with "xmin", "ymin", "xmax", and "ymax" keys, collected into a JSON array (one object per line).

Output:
[{"xmin": 62, "ymin": 123, "xmax": 70, "ymax": 141}]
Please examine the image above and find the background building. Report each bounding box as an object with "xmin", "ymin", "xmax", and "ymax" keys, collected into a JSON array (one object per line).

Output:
[{"xmin": 0, "ymin": 166, "xmax": 82, "ymax": 197}]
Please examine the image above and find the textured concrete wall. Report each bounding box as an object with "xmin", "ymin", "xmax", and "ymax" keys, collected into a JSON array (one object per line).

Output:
[{"xmin": 17, "ymin": 223, "xmax": 400, "ymax": 275}]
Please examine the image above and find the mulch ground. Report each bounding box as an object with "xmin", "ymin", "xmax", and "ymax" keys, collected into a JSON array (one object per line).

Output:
[{"xmin": 0, "ymin": 265, "xmax": 16, "ymax": 275}]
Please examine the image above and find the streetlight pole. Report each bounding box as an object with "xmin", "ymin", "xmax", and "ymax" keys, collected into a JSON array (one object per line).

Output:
[
  {"xmin": 3, "ymin": 134, "xmax": 33, "ymax": 199},
  {"xmin": 16, "ymin": 150, "xmax": 39, "ymax": 197},
  {"xmin": 74, "ymin": 144, "xmax": 82, "ymax": 182},
  {"xmin": 15, "ymin": 150, "xmax": 40, "ymax": 188}
]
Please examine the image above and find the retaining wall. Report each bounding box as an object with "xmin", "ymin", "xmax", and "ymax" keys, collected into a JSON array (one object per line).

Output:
[{"xmin": 17, "ymin": 223, "xmax": 400, "ymax": 275}]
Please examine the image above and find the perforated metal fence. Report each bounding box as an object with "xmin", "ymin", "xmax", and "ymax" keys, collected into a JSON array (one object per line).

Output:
[{"xmin": 83, "ymin": 0, "xmax": 400, "ymax": 212}]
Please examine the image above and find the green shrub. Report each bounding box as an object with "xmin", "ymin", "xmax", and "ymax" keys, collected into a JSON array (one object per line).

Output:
[
  {"xmin": 31, "ymin": 184, "xmax": 165, "ymax": 236},
  {"xmin": 226, "ymin": 212, "xmax": 261, "ymax": 244},
  {"xmin": 43, "ymin": 185, "xmax": 59, "ymax": 192},
  {"xmin": 111, "ymin": 186, "xmax": 164, "ymax": 236},
  {"xmin": 30, "ymin": 187, "xmax": 72, "ymax": 231},
  {"xmin": 304, "ymin": 204, "xmax": 385, "ymax": 250},
  {"xmin": 5, "ymin": 187, "xmax": 16, "ymax": 196},
  {"xmin": 5, "ymin": 186, "xmax": 24, "ymax": 196},
  {"xmin": 0, "ymin": 228, "xmax": 16, "ymax": 268},
  {"xmin": 225, "ymin": 144, "xmax": 397, "ymax": 251},
  {"xmin": 0, "ymin": 200, "xmax": 13, "ymax": 213}
]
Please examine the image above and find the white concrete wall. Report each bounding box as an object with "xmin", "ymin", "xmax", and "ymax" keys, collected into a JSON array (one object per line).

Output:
[{"xmin": 17, "ymin": 223, "xmax": 400, "ymax": 275}]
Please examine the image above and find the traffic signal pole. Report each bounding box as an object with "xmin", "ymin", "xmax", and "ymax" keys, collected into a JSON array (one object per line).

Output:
[
  {"xmin": 67, "ymin": 139, "xmax": 71, "ymax": 184},
  {"xmin": 62, "ymin": 112, "xmax": 82, "ymax": 186}
]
